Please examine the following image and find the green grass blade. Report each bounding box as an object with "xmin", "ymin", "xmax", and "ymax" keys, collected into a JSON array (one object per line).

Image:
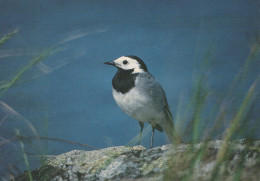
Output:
[
  {"xmin": 0, "ymin": 49, "xmax": 52, "ymax": 98},
  {"xmin": 210, "ymin": 78, "xmax": 258, "ymax": 180},
  {"xmin": 15, "ymin": 129, "xmax": 33, "ymax": 181},
  {"xmin": 0, "ymin": 29, "xmax": 19, "ymax": 46}
]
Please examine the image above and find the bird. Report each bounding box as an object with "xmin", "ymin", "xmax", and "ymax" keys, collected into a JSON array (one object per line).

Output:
[{"xmin": 104, "ymin": 55, "xmax": 181, "ymax": 148}]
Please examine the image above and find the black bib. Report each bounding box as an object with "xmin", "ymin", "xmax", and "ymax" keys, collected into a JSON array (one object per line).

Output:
[{"xmin": 112, "ymin": 68, "xmax": 138, "ymax": 94}]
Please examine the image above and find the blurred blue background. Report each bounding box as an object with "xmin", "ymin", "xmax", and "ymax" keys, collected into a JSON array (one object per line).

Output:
[{"xmin": 0, "ymin": 0, "xmax": 259, "ymax": 177}]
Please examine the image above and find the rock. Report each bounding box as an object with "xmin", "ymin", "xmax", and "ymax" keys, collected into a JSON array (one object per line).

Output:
[{"xmin": 16, "ymin": 140, "xmax": 260, "ymax": 181}]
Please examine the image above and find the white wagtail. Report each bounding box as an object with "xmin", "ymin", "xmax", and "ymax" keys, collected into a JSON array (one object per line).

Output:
[{"xmin": 104, "ymin": 56, "xmax": 181, "ymax": 147}]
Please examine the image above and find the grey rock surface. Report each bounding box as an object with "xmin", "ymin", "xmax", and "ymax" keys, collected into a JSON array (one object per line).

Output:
[{"xmin": 16, "ymin": 140, "xmax": 260, "ymax": 181}]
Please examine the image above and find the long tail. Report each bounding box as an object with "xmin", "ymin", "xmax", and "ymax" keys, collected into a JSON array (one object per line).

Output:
[{"xmin": 162, "ymin": 105, "xmax": 182, "ymax": 145}]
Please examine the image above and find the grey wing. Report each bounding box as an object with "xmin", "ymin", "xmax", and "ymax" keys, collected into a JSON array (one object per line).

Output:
[
  {"xmin": 138, "ymin": 73, "xmax": 181, "ymax": 143},
  {"xmin": 138, "ymin": 73, "xmax": 173, "ymax": 120},
  {"xmin": 164, "ymin": 104, "xmax": 173, "ymax": 121}
]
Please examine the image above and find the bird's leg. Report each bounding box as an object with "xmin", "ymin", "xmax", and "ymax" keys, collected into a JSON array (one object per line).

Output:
[
  {"xmin": 150, "ymin": 127, "xmax": 155, "ymax": 148},
  {"xmin": 138, "ymin": 121, "xmax": 144, "ymax": 145}
]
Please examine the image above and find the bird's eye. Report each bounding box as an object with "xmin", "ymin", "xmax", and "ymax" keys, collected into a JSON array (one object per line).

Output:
[{"xmin": 123, "ymin": 60, "xmax": 128, "ymax": 65}]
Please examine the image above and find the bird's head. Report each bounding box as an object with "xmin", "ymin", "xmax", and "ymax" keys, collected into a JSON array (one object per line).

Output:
[{"xmin": 104, "ymin": 55, "xmax": 148, "ymax": 74}]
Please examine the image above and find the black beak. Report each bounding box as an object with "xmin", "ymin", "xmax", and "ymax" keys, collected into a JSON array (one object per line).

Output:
[{"xmin": 104, "ymin": 61, "xmax": 116, "ymax": 66}]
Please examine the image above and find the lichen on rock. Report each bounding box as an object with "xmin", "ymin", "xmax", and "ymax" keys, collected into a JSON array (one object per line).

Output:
[{"xmin": 16, "ymin": 140, "xmax": 260, "ymax": 181}]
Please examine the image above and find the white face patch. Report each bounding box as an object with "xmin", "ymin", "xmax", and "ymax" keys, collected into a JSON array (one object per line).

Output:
[{"xmin": 113, "ymin": 56, "xmax": 145, "ymax": 73}]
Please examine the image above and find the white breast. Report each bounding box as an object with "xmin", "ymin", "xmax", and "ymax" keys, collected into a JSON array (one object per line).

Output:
[
  {"xmin": 112, "ymin": 85, "xmax": 158, "ymax": 123},
  {"xmin": 113, "ymin": 86, "xmax": 144, "ymax": 113}
]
